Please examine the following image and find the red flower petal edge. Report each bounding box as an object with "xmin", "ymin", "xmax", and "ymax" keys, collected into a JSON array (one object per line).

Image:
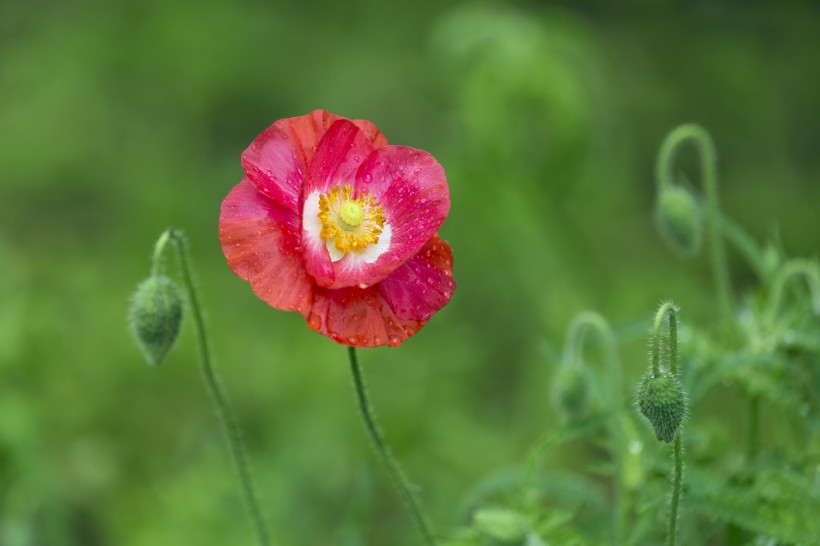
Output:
[{"xmin": 219, "ymin": 110, "xmax": 454, "ymax": 347}]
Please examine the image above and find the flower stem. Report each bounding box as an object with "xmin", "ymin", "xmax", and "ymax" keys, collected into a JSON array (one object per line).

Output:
[
  {"xmin": 651, "ymin": 302, "xmax": 678, "ymax": 376},
  {"xmin": 347, "ymin": 346, "xmax": 436, "ymax": 546},
  {"xmin": 165, "ymin": 228, "xmax": 270, "ymax": 546},
  {"xmin": 718, "ymin": 213, "xmax": 767, "ymax": 282},
  {"xmin": 563, "ymin": 311, "xmax": 622, "ymax": 406},
  {"xmin": 650, "ymin": 302, "xmax": 683, "ymax": 546},
  {"xmin": 657, "ymin": 124, "xmax": 733, "ymax": 322},
  {"xmin": 561, "ymin": 312, "xmax": 625, "ymax": 545},
  {"xmin": 668, "ymin": 432, "xmax": 683, "ymax": 546},
  {"xmin": 765, "ymin": 258, "xmax": 820, "ymax": 327},
  {"xmin": 747, "ymin": 395, "xmax": 760, "ymax": 461}
]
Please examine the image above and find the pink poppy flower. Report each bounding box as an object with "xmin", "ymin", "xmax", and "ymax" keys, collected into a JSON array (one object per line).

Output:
[{"xmin": 219, "ymin": 110, "xmax": 455, "ymax": 347}]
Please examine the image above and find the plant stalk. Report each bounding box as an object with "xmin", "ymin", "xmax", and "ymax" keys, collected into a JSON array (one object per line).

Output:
[
  {"xmin": 668, "ymin": 432, "xmax": 683, "ymax": 546},
  {"xmin": 164, "ymin": 228, "xmax": 270, "ymax": 546},
  {"xmin": 348, "ymin": 346, "xmax": 436, "ymax": 546},
  {"xmin": 657, "ymin": 124, "xmax": 733, "ymax": 322}
]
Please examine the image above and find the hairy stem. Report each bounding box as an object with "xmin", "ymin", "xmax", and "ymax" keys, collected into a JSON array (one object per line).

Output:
[
  {"xmin": 668, "ymin": 432, "xmax": 683, "ymax": 546},
  {"xmin": 348, "ymin": 347, "xmax": 436, "ymax": 546},
  {"xmin": 562, "ymin": 311, "xmax": 625, "ymax": 545},
  {"xmin": 718, "ymin": 214, "xmax": 766, "ymax": 282},
  {"xmin": 657, "ymin": 124, "xmax": 733, "ymax": 321},
  {"xmin": 166, "ymin": 228, "xmax": 270, "ymax": 546},
  {"xmin": 651, "ymin": 302, "xmax": 678, "ymax": 376},
  {"xmin": 563, "ymin": 311, "xmax": 623, "ymax": 406},
  {"xmin": 765, "ymin": 258, "xmax": 820, "ymax": 326}
]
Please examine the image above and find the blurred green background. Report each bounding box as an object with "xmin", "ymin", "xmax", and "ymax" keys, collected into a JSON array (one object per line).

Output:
[{"xmin": 1, "ymin": 0, "xmax": 819, "ymax": 544}]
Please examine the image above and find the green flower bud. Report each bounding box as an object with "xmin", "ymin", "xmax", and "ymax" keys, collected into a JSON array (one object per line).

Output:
[
  {"xmin": 656, "ymin": 186, "xmax": 703, "ymax": 258},
  {"xmin": 637, "ymin": 372, "xmax": 687, "ymax": 443},
  {"xmin": 552, "ymin": 365, "xmax": 591, "ymax": 423},
  {"xmin": 129, "ymin": 275, "xmax": 183, "ymax": 365}
]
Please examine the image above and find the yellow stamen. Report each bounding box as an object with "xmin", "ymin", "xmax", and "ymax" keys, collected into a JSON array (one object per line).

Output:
[{"xmin": 318, "ymin": 184, "xmax": 385, "ymax": 254}]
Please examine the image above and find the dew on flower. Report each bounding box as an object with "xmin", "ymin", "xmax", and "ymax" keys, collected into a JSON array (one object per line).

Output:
[{"xmin": 220, "ymin": 112, "xmax": 454, "ymax": 347}]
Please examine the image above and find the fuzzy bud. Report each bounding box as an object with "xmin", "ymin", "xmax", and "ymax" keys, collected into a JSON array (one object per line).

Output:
[
  {"xmin": 552, "ymin": 365, "xmax": 591, "ymax": 423},
  {"xmin": 637, "ymin": 372, "xmax": 687, "ymax": 443},
  {"xmin": 129, "ymin": 275, "xmax": 183, "ymax": 365},
  {"xmin": 656, "ymin": 186, "xmax": 702, "ymax": 259}
]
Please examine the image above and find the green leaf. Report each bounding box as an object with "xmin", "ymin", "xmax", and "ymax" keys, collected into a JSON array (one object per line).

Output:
[{"xmin": 474, "ymin": 507, "xmax": 531, "ymax": 543}]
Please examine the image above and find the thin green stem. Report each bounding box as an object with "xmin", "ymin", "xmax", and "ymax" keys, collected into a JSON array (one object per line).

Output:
[
  {"xmin": 563, "ymin": 311, "xmax": 622, "ymax": 407},
  {"xmin": 657, "ymin": 124, "xmax": 733, "ymax": 321},
  {"xmin": 522, "ymin": 414, "xmax": 606, "ymax": 509},
  {"xmin": 718, "ymin": 213, "xmax": 767, "ymax": 282},
  {"xmin": 668, "ymin": 432, "xmax": 683, "ymax": 546},
  {"xmin": 651, "ymin": 302, "xmax": 678, "ymax": 376},
  {"xmin": 649, "ymin": 303, "xmax": 684, "ymax": 546},
  {"xmin": 150, "ymin": 228, "xmax": 172, "ymax": 277},
  {"xmin": 561, "ymin": 311, "xmax": 625, "ymax": 545},
  {"xmin": 747, "ymin": 395, "xmax": 759, "ymax": 461},
  {"xmin": 165, "ymin": 228, "xmax": 270, "ymax": 546},
  {"xmin": 765, "ymin": 258, "xmax": 820, "ymax": 327},
  {"xmin": 347, "ymin": 347, "xmax": 436, "ymax": 546}
]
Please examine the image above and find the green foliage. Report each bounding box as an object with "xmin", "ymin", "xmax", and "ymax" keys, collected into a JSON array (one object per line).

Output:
[
  {"xmin": 551, "ymin": 365, "xmax": 592, "ymax": 423},
  {"xmin": 688, "ymin": 467, "xmax": 820, "ymax": 546},
  {"xmin": 2, "ymin": 1, "xmax": 820, "ymax": 544}
]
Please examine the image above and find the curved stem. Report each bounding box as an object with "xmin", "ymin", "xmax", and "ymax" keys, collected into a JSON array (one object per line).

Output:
[
  {"xmin": 521, "ymin": 413, "xmax": 606, "ymax": 509},
  {"xmin": 657, "ymin": 124, "xmax": 733, "ymax": 321},
  {"xmin": 150, "ymin": 228, "xmax": 172, "ymax": 277},
  {"xmin": 561, "ymin": 312, "xmax": 625, "ymax": 545},
  {"xmin": 562, "ymin": 311, "xmax": 622, "ymax": 407},
  {"xmin": 765, "ymin": 259, "xmax": 820, "ymax": 326},
  {"xmin": 649, "ymin": 302, "xmax": 683, "ymax": 546},
  {"xmin": 668, "ymin": 432, "xmax": 683, "ymax": 546},
  {"xmin": 651, "ymin": 302, "xmax": 678, "ymax": 376},
  {"xmin": 718, "ymin": 213, "xmax": 767, "ymax": 282},
  {"xmin": 165, "ymin": 228, "xmax": 270, "ymax": 546},
  {"xmin": 347, "ymin": 347, "xmax": 436, "ymax": 546}
]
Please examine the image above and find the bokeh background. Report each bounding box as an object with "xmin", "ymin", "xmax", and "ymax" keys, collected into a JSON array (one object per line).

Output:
[{"xmin": 1, "ymin": 0, "xmax": 819, "ymax": 544}]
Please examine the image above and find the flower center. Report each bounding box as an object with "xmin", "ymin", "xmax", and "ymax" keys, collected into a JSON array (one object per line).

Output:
[
  {"xmin": 339, "ymin": 201, "xmax": 365, "ymax": 228},
  {"xmin": 318, "ymin": 184, "xmax": 385, "ymax": 254}
]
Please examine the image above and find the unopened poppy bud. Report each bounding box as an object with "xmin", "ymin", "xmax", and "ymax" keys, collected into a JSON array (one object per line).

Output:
[
  {"xmin": 637, "ymin": 372, "xmax": 687, "ymax": 443},
  {"xmin": 129, "ymin": 275, "xmax": 183, "ymax": 365},
  {"xmin": 552, "ymin": 365, "xmax": 591, "ymax": 423},
  {"xmin": 656, "ymin": 186, "xmax": 702, "ymax": 258}
]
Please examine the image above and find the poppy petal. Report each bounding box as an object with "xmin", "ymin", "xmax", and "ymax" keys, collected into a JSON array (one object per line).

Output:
[
  {"xmin": 280, "ymin": 110, "xmax": 388, "ymax": 168},
  {"xmin": 300, "ymin": 191, "xmax": 336, "ymax": 287},
  {"xmin": 304, "ymin": 119, "xmax": 377, "ymax": 195},
  {"xmin": 240, "ymin": 125, "xmax": 306, "ymax": 213},
  {"xmin": 322, "ymin": 146, "xmax": 449, "ymax": 289},
  {"xmin": 240, "ymin": 111, "xmax": 388, "ymax": 213},
  {"xmin": 305, "ymin": 235, "xmax": 454, "ymax": 347},
  {"xmin": 219, "ymin": 179, "xmax": 313, "ymax": 314},
  {"xmin": 378, "ymin": 234, "xmax": 455, "ymax": 322}
]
